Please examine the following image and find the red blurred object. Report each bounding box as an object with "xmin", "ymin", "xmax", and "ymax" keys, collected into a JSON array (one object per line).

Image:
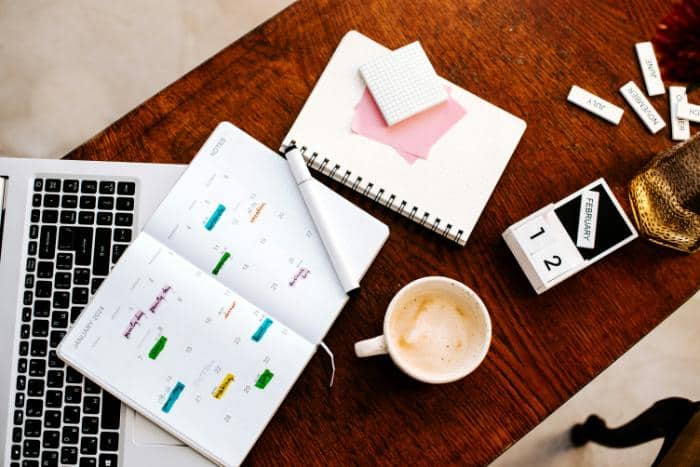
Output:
[{"xmin": 653, "ymin": 0, "xmax": 700, "ymax": 87}]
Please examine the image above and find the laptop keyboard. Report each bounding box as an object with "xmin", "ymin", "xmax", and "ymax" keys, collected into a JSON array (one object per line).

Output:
[{"xmin": 10, "ymin": 177, "xmax": 137, "ymax": 467}]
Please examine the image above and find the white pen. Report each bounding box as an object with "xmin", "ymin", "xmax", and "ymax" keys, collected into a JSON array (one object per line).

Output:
[{"xmin": 284, "ymin": 146, "xmax": 360, "ymax": 293}]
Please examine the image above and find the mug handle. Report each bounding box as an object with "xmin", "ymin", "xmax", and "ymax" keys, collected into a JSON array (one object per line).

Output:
[{"xmin": 354, "ymin": 335, "xmax": 388, "ymax": 358}]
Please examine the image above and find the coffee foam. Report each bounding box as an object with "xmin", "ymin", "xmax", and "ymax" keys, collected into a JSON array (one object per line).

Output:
[{"xmin": 388, "ymin": 285, "xmax": 487, "ymax": 380}]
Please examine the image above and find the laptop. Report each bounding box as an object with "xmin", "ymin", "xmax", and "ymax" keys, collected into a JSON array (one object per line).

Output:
[{"xmin": 0, "ymin": 157, "xmax": 213, "ymax": 467}]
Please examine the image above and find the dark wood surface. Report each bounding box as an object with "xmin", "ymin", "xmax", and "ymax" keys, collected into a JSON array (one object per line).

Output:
[{"xmin": 65, "ymin": 0, "xmax": 700, "ymax": 464}]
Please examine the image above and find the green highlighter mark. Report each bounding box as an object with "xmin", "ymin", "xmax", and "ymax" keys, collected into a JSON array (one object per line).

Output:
[
  {"xmin": 212, "ymin": 252, "xmax": 231, "ymax": 275},
  {"xmin": 149, "ymin": 336, "xmax": 167, "ymax": 360},
  {"xmin": 255, "ymin": 369, "xmax": 274, "ymax": 389}
]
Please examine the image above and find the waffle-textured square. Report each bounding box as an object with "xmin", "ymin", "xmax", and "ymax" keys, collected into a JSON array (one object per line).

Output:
[{"xmin": 360, "ymin": 42, "xmax": 447, "ymax": 126}]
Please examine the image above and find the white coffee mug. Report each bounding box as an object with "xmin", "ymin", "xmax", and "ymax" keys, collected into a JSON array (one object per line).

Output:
[{"xmin": 354, "ymin": 276, "xmax": 492, "ymax": 384}]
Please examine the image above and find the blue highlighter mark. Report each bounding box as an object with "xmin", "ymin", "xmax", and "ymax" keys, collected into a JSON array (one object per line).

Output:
[
  {"xmin": 251, "ymin": 318, "xmax": 273, "ymax": 342},
  {"xmin": 205, "ymin": 204, "xmax": 226, "ymax": 231},
  {"xmin": 161, "ymin": 382, "xmax": 185, "ymax": 414}
]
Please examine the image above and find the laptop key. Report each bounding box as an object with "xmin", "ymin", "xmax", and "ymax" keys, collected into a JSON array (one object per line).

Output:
[
  {"xmin": 112, "ymin": 244, "xmax": 127, "ymax": 263},
  {"xmin": 49, "ymin": 330, "xmax": 65, "ymax": 348},
  {"xmin": 97, "ymin": 196, "xmax": 114, "ymax": 210},
  {"xmin": 28, "ymin": 359, "xmax": 46, "ymax": 376},
  {"xmin": 66, "ymin": 367, "xmax": 83, "ymax": 383},
  {"xmin": 78, "ymin": 212, "xmax": 94, "ymax": 225},
  {"xmin": 74, "ymin": 228, "xmax": 93, "ymax": 265},
  {"xmin": 83, "ymin": 396, "xmax": 100, "ymax": 414},
  {"xmin": 17, "ymin": 358, "xmax": 27, "ymax": 373},
  {"xmin": 117, "ymin": 181, "xmax": 135, "ymax": 195},
  {"xmin": 62, "ymin": 195, "xmax": 78, "ymax": 209},
  {"xmin": 29, "ymin": 224, "xmax": 39, "ymax": 239},
  {"xmin": 32, "ymin": 194, "xmax": 42, "ymax": 206},
  {"xmin": 99, "ymin": 432, "xmax": 119, "ymax": 451},
  {"xmin": 30, "ymin": 339, "xmax": 47, "ymax": 357},
  {"xmin": 19, "ymin": 340, "xmax": 29, "ymax": 355},
  {"xmin": 58, "ymin": 227, "xmax": 75, "ymax": 250},
  {"xmin": 81, "ymin": 180, "xmax": 97, "ymax": 193},
  {"xmin": 13, "ymin": 426, "xmax": 22, "ymax": 442},
  {"xmin": 27, "ymin": 378, "xmax": 44, "ymax": 397},
  {"xmin": 32, "ymin": 320, "xmax": 49, "ymax": 337},
  {"xmin": 34, "ymin": 300, "xmax": 50, "ymax": 317},
  {"xmin": 34, "ymin": 179, "xmax": 43, "ymax": 191},
  {"xmin": 70, "ymin": 307, "xmax": 83, "ymax": 323},
  {"xmin": 100, "ymin": 392, "xmax": 121, "ymax": 429},
  {"xmin": 84, "ymin": 379, "xmax": 101, "ymax": 394},
  {"xmin": 99, "ymin": 454, "xmax": 118, "ymax": 467},
  {"xmin": 116, "ymin": 197, "xmax": 134, "ymax": 211},
  {"xmin": 56, "ymin": 253, "xmax": 73, "ymax": 270},
  {"xmin": 61, "ymin": 210, "xmax": 77, "ymax": 224},
  {"xmin": 93, "ymin": 228, "xmax": 111, "ymax": 275},
  {"xmin": 63, "ymin": 406, "xmax": 80, "ymax": 424},
  {"xmin": 39, "ymin": 226, "xmax": 57, "ymax": 259},
  {"xmin": 28, "ymin": 241, "xmax": 37, "ymax": 255},
  {"xmin": 99, "ymin": 181, "xmax": 115, "ymax": 194},
  {"xmin": 41, "ymin": 210, "xmax": 58, "ymax": 224},
  {"xmin": 14, "ymin": 409, "xmax": 23, "ymax": 425},
  {"xmin": 35, "ymin": 281, "xmax": 52, "ymax": 298},
  {"xmin": 43, "ymin": 430, "xmax": 60, "ymax": 448},
  {"xmin": 46, "ymin": 370, "xmax": 64, "ymax": 388},
  {"xmin": 45, "ymin": 179, "xmax": 61, "ymax": 192},
  {"xmin": 46, "ymin": 390, "xmax": 62, "ymax": 407},
  {"xmin": 91, "ymin": 278, "xmax": 104, "ymax": 294},
  {"xmin": 22, "ymin": 307, "xmax": 32, "ymax": 322},
  {"xmin": 43, "ymin": 194, "xmax": 59, "ymax": 208},
  {"xmin": 113, "ymin": 228, "xmax": 131, "ymax": 243},
  {"xmin": 61, "ymin": 446, "xmax": 79, "ymax": 464},
  {"xmin": 25, "ymin": 419, "xmax": 42, "ymax": 437},
  {"xmin": 79, "ymin": 196, "xmax": 96, "ymax": 210},
  {"xmin": 80, "ymin": 457, "xmax": 97, "ymax": 467},
  {"xmin": 11, "ymin": 444, "xmax": 21, "ymax": 460},
  {"xmin": 23, "ymin": 438, "xmax": 41, "ymax": 457},
  {"xmin": 24, "ymin": 291, "xmax": 33, "ymax": 305},
  {"xmin": 21, "ymin": 324, "xmax": 31, "ymax": 339},
  {"xmin": 26, "ymin": 257, "xmax": 36, "ymax": 272},
  {"xmin": 96, "ymin": 212, "xmax": 112, "ymax": 225},
  {"xmin": 80, "ymin": 436, "xmax": 98, "ymax": 454},
  {"xmin": 55, "ymin": 272, "xmax": 71, "ymax": 289},
  {"xmin": 82, "ymin": 417, "xmax": 99, "ymax": 435},
  {"xmin": 51, "ymin": 311, "xmax": 69, "ymax": 328},
  {"xmin": 72, "ymin": 288, "xmax": 89, "ymax": 305},
  {"xmin": 63, "ymin": 179, "xmax": 79, "ymax": 193},
  {"xmin": 62, "ymin": 426, "xmax": 80, "ymax": 444},
  {"xmin": 53, "ymin": 291, "xmax": 70, "ymax": 309},
  {"xmin": 41, "ymin": 450, "xmax": 59, "ymax": 467},
  {"xmin": 15, "ymin": 392, "xmax": 24, "ymax": 408},
  {"xmin": 31, "ymin": 209, "xmax": 40, "ymax": 222},
  {"xmin": 65, "ymin": 386, "xmax": 82, "ymax": 404},
  {"xmin": 44, "ymin": 410, "xmax": 61, "ymax": 428},
  {"xmin": 114, "ymin": 213, "xmax": 132, "ymax": 226},
  {"xmin": 25, "ymin": 275, "xmax": 35, "ymax": 288},
  {"xmin": 16, "ymin": 376, "xmax": 26, "ymax": 391},
  {"xmin": 37, "ymin": 261, "xmax": 53, "ymax": 278}
]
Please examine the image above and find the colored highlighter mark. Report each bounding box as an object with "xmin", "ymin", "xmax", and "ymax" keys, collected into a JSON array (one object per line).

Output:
[
  {"xmin": 148, "ymin": 336, "xmax": 168, "ymax": 360},
  {"xmin": 212, "ymin": 252, "xmax": 231, "ymax": 275},
  {"xmin": 212, "ymin": 373, "xmax": 235, "ymax": 400},
  {"xmin": 251, "ymin": 318, "xmax": 273, "ymax": 342},
  {"xmin": 224, "ymin": 301, "xmax": 236, "ymax": 319},
  {"xmin": 205, "ymin": 204, "xmax": 226, "ymax": 231},
  {"xmin": 255, "ymin": 369, "xmax": 274, "ymax": 389},
  {"xmin": 161, "ymin": 382, "xmax": 185, "ymax": 414}
]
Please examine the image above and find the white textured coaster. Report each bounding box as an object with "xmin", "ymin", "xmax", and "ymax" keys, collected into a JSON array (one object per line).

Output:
[
  {"xmin": 635, "ymin": 42, "xmax": 665, "ymax": 96},
  {"xmin": 620, "ymin": 81, "xmax": 665, "ymax": 133},
  {"xmin": 360, "ymin": 42, "xmax": 447, "ymax": 126},
  {"xmin": 567, "ymin": 85, "xmax": 623, "ymax": 124}
]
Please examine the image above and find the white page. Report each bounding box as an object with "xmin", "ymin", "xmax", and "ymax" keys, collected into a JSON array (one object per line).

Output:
[
  {"xmin": 58, "ymin": 233, "xmax": 315, "ymax": 466},
  {"xmin": 283, "ymin": 31, "xmax": 526, "ymax": 244},
  {"xmin": 144, "ymin": 122, "xmax": 358, "ymax": 343}
]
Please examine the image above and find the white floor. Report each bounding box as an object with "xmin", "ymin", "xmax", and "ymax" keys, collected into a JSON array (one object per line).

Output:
[{"xmin": 2, "ymin": 2, "xmax": 699, "ymax": 465}]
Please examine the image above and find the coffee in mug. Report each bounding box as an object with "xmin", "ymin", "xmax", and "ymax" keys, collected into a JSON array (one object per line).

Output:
[{"xmin": 355, "ymin": 276, "xmax": 491, "ymax": 384}]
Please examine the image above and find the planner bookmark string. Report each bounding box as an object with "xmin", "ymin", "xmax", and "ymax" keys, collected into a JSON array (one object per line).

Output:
[{"xmin": 319, "ymin": 341, "xmax": 336, "ymax": 387}]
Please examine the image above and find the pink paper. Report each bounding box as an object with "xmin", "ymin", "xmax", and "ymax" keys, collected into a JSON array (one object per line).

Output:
[{"xmin": 351, "ymin": 86, "xmax": 466, "ymax": 164}]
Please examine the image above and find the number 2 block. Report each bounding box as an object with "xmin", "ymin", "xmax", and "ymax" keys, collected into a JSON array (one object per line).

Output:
[{"xmin": 531, "ymin": 243, "xmax": 571, "ymax": 283}]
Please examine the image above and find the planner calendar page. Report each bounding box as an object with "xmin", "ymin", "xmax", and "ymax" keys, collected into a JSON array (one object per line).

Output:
[
  {"xmin": 58, "ymin": 233, "xmax": 315, "ymax": 466},
  {"xmin": 144, "ymin": 122, "xmax": 366, "ymax": 343}
]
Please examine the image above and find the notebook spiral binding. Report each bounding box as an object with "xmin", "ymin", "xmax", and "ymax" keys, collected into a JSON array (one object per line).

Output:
[{"xmin": 283, "ymin": 140, "xmax": 465, "ymax": 246}]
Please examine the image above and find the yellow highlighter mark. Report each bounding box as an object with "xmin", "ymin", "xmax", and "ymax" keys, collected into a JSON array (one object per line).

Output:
[{"xmin": 212, "ymin": 373, "xmax": 235, "ymax": 400}]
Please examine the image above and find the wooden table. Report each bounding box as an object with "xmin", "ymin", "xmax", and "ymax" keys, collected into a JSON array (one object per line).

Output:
[{"xmin": 66, "ymin": 0, "xmax": 700, "ymax": 464}]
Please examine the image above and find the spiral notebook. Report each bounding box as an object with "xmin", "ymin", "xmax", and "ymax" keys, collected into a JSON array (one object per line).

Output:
[
  {"xmin": 282, "ymin": 31, "xmax": 527, "ymax": 245},
  {"xmin": 58, "ymin": 122, "xmax": 389, "ymax": 466}
]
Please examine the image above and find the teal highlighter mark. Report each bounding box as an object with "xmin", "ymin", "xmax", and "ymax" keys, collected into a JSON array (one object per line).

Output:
[
  {"xmin": 212, "ymin": 252, "xmax": 231, "ymax": 275},
  {"xmin": 205, "ymin": 204, "xmax": 226, "ymax": 231},
  {"xmin": 161, "ymin": 382, "xmax": 185, "ymax": 414},
  {"xmin": 255, "ymin": 369, "xmax": 274, "ymax": 389},
  {"xmin": 251, "ymin": 318, "xmax": 273, "ymax": 342}
]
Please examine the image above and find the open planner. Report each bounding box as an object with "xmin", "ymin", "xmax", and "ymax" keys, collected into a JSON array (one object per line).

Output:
[
  {"xmin": 58, "ymin": 122, "xmax": 389, "ymax": 466},
  {"xmin": 283, "ymin": 31, "xmax": 527, "ymax": 246}
]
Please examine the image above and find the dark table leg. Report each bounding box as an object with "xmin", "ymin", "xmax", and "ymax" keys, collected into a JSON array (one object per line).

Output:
[{"xmin": 570, "ymin": 397, "xmax": 699, "ymax": 466}]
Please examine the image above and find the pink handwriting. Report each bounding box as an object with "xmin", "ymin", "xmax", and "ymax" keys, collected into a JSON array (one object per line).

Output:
[
  {"xmin": 288, "ymin": 268, "xmax": 311, "ymax": 287},
  {"xmin": 123, "ymin": 310, "xmax": 145, "ymax": 339},
  {"xmin": 149, "ymin": 286, "xmax": 172, "ymax": 313}
]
